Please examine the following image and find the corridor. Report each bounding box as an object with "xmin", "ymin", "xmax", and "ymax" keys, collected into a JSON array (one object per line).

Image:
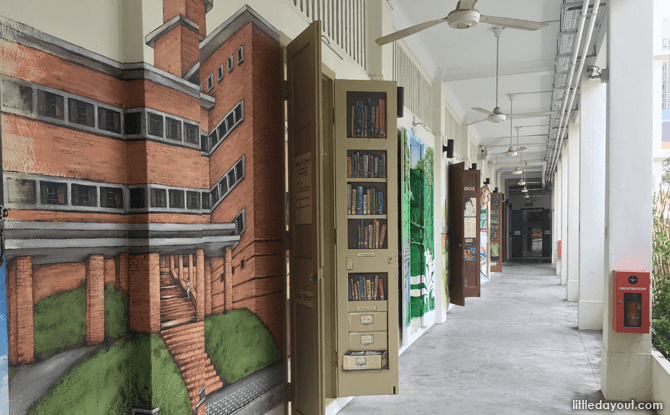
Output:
[{"xmin": 338, "ymin": 263, "xmax": 658, "ymax": 415}]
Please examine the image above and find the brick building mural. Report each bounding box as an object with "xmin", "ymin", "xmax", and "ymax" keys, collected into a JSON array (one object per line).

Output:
[{"xmin": 0, "ymin": 2, "xmax": 284, "ymax": 414}]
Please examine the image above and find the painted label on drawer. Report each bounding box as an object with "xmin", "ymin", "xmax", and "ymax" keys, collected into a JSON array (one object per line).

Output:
[
  {"xmin": 360, "ymin": 334, "xmax": 373, "ymax": 345},
  {"xmin": 360, "ymin": 314, "xmax": 374, "ymax": 325}
]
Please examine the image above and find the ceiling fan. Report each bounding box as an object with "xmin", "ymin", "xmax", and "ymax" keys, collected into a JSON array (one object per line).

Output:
[{"xmin": 375, "ymin": 0, "xmax": 549, "ymax": 46}]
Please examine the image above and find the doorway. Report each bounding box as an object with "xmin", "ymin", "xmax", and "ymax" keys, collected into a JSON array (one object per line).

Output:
[{"xmin": 522, "ymin": 209, "xmax": 543, "ymax": 257}]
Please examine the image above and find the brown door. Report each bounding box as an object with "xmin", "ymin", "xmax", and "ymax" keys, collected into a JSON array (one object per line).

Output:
[
  {"xmin": 448, "ymin": 162, "xmax": 465, "ymax": 306},
  {"xmin": 463, "ymin": 169, "xmax": 481, "ymax": 298},
  {"xmin": 287, "ymin": 21, "xmax": 325, "ymax": 415}
]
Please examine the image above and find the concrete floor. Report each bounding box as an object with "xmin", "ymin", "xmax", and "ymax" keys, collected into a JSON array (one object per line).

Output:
[{"xmin": 338, "ymin": 262, "xmax": 657, "ymax": 415}]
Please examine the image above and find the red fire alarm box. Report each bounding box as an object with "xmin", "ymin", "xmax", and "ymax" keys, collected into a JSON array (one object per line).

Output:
[{"xmin": 611, "ymin": 271, "xmax": 650, "ymax": 333}]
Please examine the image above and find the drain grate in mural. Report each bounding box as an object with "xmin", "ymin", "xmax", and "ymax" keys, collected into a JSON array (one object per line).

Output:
[{"xmin": 206, "ymin": 361, "xmax": 284, "ymax": 415}]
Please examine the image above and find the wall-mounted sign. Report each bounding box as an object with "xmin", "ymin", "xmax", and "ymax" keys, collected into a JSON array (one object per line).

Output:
[{"xmin": 294, "ymin": 152, "xmax": 313, "ymax": 224}]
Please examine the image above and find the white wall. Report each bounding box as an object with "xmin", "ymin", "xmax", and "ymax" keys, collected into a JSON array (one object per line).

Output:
[{"xmin": 2, "ymin": 0, "xmax": 144, "ymax": 62}]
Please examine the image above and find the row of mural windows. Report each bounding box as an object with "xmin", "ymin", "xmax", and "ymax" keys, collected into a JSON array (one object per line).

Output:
[
  {"xmin": 201, "ymin": 101, "xmax": 244, "ymax": 153},
  {"xmin": 206, "ymin": 46, "xmax": 244, "ymax": 92},
  {"xmin": 210, "ymin": 156, "xmax": 245, "ymax": 210},
  {"xmin": 1, "ymin": 77, "xmax": 202, "ymax": 150}
]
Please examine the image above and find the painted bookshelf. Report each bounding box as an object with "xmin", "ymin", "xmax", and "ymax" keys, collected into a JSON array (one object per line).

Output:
[{"xmin": 334, "ymin": 79, "xmax": 398, "ymax": 397}]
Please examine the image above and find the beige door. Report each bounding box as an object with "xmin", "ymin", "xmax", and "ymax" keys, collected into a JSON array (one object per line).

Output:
[{"xmin": 287, "ymin": 21, "xmax": 325, "ymax": 415}]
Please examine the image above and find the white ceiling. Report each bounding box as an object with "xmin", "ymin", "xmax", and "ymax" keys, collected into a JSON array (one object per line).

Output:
[{"xmin": 388, "ymin": 0, "xmax": 593, "ymax": 185}]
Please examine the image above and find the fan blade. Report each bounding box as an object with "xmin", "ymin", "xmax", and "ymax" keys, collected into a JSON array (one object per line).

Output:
[
  {"xmin": 472, "ymin": 107, "xmax": 494, "ymax": 115},
  {"xmin": 466, "ymin": 118, "xmax": 488, "ymax": 126},
  {"xmin": 479, "ymin": 15, "xmax": 549, "ymax": 31},
  {"xmin": 457, "ymin": 0, "xmax": 479, "ymax": 10},
  {"xmin": 516, "ymin": 146, "xmax": 528, "ymax": 151},
  {"xmin": 376, "ymin": 18, "xmax": 448, "ymax": 45}
]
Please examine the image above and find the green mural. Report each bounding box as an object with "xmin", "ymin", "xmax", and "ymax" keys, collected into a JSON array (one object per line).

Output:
[{"xmin": 400, "ymin": 128, "xmax": 435, "ymax": 327}]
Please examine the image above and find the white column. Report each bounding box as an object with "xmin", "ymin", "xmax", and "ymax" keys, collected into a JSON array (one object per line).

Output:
[
  {"xmin": 578, "ymin": 76, "xmax": 606, "ymax": 330},
  {"xmin": 560, "ymin": 144, "xmax": 569, "ymax": 286},
  {"xmin": 566, "ymin": 120, "xmax": 580, "ymax": 302},
  {"xmin": 602, "ymin": 0, "xmax": 653, "ymax": 400},
  {"xmin": 367, "ymin": 0, "xmax": 394, "ymax": 80},
  {"xmin": 555, "ymin": 158, "xmax": 562, "ymax": 278},
  {"xmin": 432, "ymin": 78, "xmax": 447, "ymax": 324}
]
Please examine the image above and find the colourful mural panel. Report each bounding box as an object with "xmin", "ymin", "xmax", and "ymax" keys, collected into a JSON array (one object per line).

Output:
[
  {"xmin": 399, "ymin": 128, "xmax": 435, "ymax": 328},
  {"xmin": 1, "ymin": 5, "xmax": 284, "ymax": 415}
]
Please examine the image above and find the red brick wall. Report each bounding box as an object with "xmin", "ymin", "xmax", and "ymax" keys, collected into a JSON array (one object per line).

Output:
[
  {"xmin": 196, "ymin": 249, "xmax": 205, "ymax": 320},
  {"xmin": 251, "ymin": 26, "xmax": 284, "ymax": 242},
  {"xmin": 0, "ymin": 42, "xmax": 125, "ymax": 107},
  {"xmin": 7, "ymin": 260, "xmax": 17, "ymax": 365},
  {"xmin": 7, "ymin": 210, "xmax": 210, "ymax": 224},
  {"xmin": 154, "ymin": 29, "xmax": 183, "ymax": 78},
  {"xmin": 129, "ymin": 253, "xmax": 160, "ymax": 333},
  {"xmin": 224, "ymin": 247, "xmax": 233, "ymax": 312},
  {"xmin": 32, "ymin": 262, "xmax": 86, "ymax": 303},
  {"xmin": 3, "ymin": 116, "xmax": 127, "ymax": 183},
  {"xmin": 104, "ymin": 258, "xmax": 116, "ymax": 286},
  {"xmin": 126, "ymin": 140, "xmax": 208, "ymax": 189},
  {"xmin": 86, "ymin": 255, "xmax": 105, "ymax": 345},
  {"xmin": 204, "ymin": 257, "xmax": 212, "ymax": 315},
  {"xmin": 124, "ymin": 79, "xmax": 200, "ymax": 121},
  {"xmin": 210, "ymin": 256, "xmax": 224, "ymax": 314},
  {"xmin": 15, "ymin": 257, "xmax": 35, "ymax": 363},
  {"xmin": 154, "ymin": 26, "xmax": 199, "ymax": 78},
  {"xmin": 117, "ymin": 253, "xmax": 129, "ymax": 294},
  {"xmin": 163, "ymin": 0, "xmax": 206, "ymax": 37}
]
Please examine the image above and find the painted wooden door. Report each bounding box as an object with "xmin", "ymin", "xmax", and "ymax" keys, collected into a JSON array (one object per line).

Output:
[
  {"xmin": 287, "ymin": 21, "xmax": 325, "ymax": 415},
  {"xmin": 462, "ymin": 170, "xmax": 481, "ymax": 298},
  {"xmin": 447, "ymin": 162, "xmax": 465, "ymax": 306}
]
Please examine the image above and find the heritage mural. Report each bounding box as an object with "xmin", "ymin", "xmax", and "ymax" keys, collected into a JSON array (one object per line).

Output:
[
  {"xmin": 399, "ymin": 128, "xmax": 435, "ymax": 328},
  {"xmin": 1, "ymin": 3, "xmax": 284, "ymax": 414}
]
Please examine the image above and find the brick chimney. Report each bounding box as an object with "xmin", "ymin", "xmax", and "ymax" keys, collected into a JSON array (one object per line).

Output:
[{"xmin": 146, "ymin": 0, "xmax": 210, "ymax": 78}]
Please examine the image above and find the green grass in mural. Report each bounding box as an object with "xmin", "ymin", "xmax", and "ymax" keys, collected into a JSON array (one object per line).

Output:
[
  {"xmin": 33, "ymin": 285, "xmax": 86, "ymax": 360},
  {"xmin": 29, "ymin": 334, "xmax": 190, "ymax": 415},
  {"xmin": 104, "ymin": 284, "xmax": 128, "ymax": 339},
  {"xmin": 205, "ymin": 309, "xmax": 281, "ymax": 384}
]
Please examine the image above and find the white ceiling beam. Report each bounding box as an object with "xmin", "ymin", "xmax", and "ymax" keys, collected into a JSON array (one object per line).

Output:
[{"xmin": 440, "ymin": 59, "xmax": 555, "ymax": 82}]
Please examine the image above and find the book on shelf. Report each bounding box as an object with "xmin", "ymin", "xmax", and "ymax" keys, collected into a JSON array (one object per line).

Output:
[
  {"xmin": 379, "ymin": 224, "xmax": 387, "ymax": 249},
  {"xmin": 347, "ymin": 184, "xmax": 352, "ymax": 215},
  {"xmin": 348, "ymin": 279, "xmax": 353, "ymax": 301},
  {"xmin": 356, "ymin": 186, "xmax": 363, "ymax": 215},
  {"xmin": 349, "ymin": 98, "xmax": 386, "ymax": 138},
  {"xmin": 382, "ymin": 154, "xmax": 386, "ymax": 178},
  {"xmin": 355, "ymin": 101, "xmax": 363, "ymax": 137},
  {"xmin": 347, "ymin": 157, "xmax": 352, "ymax": 177},
  {"xmin": 378, "ymin": 192, "xmax": 384, "ymax": 215},
  {"xmin": 375, "ymin": 220, "xmax": 380, "ymax": 249},
  {"xmin": 349, "ymin": 275, "xmax": 386, "ymax": 301},
  {"xmin": 379, "ymin": 99, "xmax": 386, "ymax": 138}
]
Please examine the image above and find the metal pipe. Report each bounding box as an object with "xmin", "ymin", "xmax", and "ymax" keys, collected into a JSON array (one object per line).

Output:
[
  {"xmin": 549, "ymin": 0, "xmax": 601, "ymax": 178},
  {"xmin": 546, "ymin": 0, "xmax": 591, "ymax": 179}
]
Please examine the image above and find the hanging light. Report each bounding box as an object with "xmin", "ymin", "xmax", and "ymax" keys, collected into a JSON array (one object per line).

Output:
[
  {"xmin": 505, "ymin": 94, "xmax": 517, "ymax": 157},
  {"xmin": 521, "ymin": 186, "xmax": 528, "ymax": 193},
  {"xmin": 518, "ymin": 178, "xmax": 526, "ymax": 186},
  {"xmin": 511, "ymin": 166, "xmax": 523, "ymax": 175},
  {"xmin": 524, "ymin": 193, "xmax": 530, "ymax": 199}
]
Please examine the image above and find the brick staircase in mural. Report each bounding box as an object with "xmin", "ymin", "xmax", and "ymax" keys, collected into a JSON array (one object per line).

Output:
[{"xmin": 159, "ymin": 271, "xmax": 223, "ymax": 413}]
